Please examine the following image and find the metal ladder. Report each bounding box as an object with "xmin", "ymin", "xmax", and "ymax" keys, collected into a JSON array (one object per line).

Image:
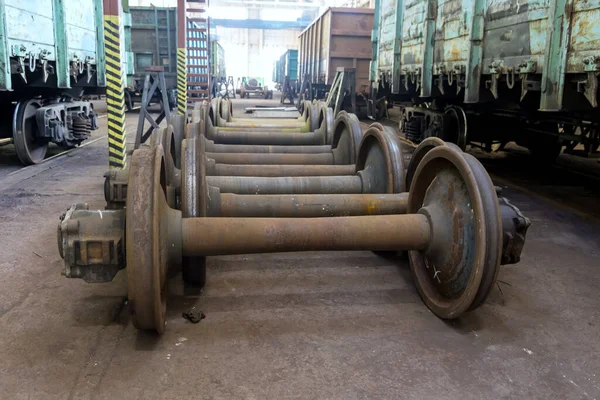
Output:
[{"xmin": 186, "ymin": 0, "xmax": 210, "ymax": 106}]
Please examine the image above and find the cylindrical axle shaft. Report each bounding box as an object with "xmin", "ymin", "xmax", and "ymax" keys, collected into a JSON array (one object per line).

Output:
[
  {"xmin": 206, "ymin": 152, "xmax": 334, "ymax": 165},
  {"xmin": 181, "ymin": 214, "xmax": 430, "ymax": 256},
  {"xmin": 211, "ymin": 130, "xmax": 323, "ymax": 145},
  {"xmin": 207, "ymin": 142, "xmax": 331, "ymax": 154},
  {"xmin": 217, "ymin": 193, "xmax": 408, "ymax": 217},
  {"xmin": 206, "ymin": 175, "xmax": 363, "ymax": 194},
  {"xmin": 208, "ymin": 162, "xmax": 356, "ymax": 177},
  {"xmin": 221, "ymin": 120, "xmax": 306, "ymax": 129}
]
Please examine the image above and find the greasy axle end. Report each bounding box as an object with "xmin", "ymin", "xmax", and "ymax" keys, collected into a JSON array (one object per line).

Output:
[
  {"xmin": 57, "ymin": 203, "xmax": 126, "ymax": 283},
  {"xmin": 499, "ymin": 197, "xmax": 531, "ymax": 265}
]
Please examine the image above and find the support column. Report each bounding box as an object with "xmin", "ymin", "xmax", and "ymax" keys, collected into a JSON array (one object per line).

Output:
[
  {"xmin": 103, "ymin": 0, "xmax": 127, "ymax": 169},
  {"xmin": 177, "ymin": 0, "xmax": 187, "ymax": 115}
]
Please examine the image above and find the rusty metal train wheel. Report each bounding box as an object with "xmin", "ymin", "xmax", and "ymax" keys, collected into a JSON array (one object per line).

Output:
[
  {"xmin": 355, "ymin": 123, "xmax": 406, "ymax": 194},
  {"xmin": 317, "ymin": 102, "xmax": 334, "ymax": 143},
  {"xmin": 220, "ymin": 98, "xmax": 232, "ymax": 121},
  {"xmin": 13, "ymin": 98, "xmax": 47, "ymax": 165},
  {"xmin": 445, "ymin": 106, "xmax": 468, "ymax": 151},
  {"xmin": 330, "ymin": 111, "xmax": 363, "ymax": 164},
  {"xmin": 156, "ymin": 126, "xmax": 180, "ymax": 208},
  {"xmin": 170, "ymin": 114, "xmax": 185, "ymax": 169},
  {"xmin": 126, "ymin": 145, "xmax": 171, "ymax": 332},
  {"xmin": 407, "ymin": 145, "xmax": 501, "ymax": 319},
  {"xmin": 462, "ymin": 153, "xmax": 502, "ymax": 310},
  {"xmin": 308, "ymin": 103, "xmax": 319, "ymax": 132},
  {"xmin": 180, "ymin": 138, "xmax": 207, "ymax": 287},
  {"xmin": 405, "ymin": 137, "xmax": 448, "ymax": 191}
]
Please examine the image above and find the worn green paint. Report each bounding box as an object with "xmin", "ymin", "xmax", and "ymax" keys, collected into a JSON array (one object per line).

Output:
[
  {"xmin": 51, "ymin": 0, "xmax": 70, "ymax": 88},
  {"xmin": 93, "ymin": 0, "xmax": 106, "ymax": 87},
  {"xmin": 122, "ymin": 10, "xmax": 134, "ymax": 76},
  {"xmin": 540, "ymin": 0, "xmax": 571, "ymax": 111},
  {"xmin": 420, "ymin": 0, "xmax": 436, "ymax": 97},
  {"xmin": 464, "ymin": 0, "xmax": 485, "ymax": 103},
  {"xmin": 391, "ymin": 0, "xmax": 404, "ymax": 93},
  {"xmin": 0, "ymin": 0, "xmax": 10, "ymax": 90},
  {"xmin": 370, "ymin": 0, "xmax": 380, "ymax": 82},
  {"xmin": 376, "ymin": 0, "xmax": 404, "ymax": 93}
]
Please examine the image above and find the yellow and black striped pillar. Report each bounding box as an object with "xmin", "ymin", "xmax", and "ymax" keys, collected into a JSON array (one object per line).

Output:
[
  {"xmin": 177, "ymin": 0, "xmax": 187, "ymax": 115},
  {"xmin": 176, "ymin": 48, "xmax": 187, "ymax": 115},
  {"xmin": 103, "ymin": 0, "xmax": 126, "ymax": 169}
]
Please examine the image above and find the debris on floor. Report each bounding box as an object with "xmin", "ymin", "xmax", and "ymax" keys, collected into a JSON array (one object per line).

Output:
[{"xmin": 182, "ymin": 308, "xmax": 206, "ymax": 324}]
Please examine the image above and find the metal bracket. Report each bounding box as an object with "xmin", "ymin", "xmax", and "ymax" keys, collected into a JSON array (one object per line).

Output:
[
  {"xmin": 436, "ymin": 65, "xmax": 447, "ymax": 95},
  {"xmin": 403, "ymin": 67, "xmax": 421, "ymax": 92},
  {"xmin": 518, "ymin": 60, "xmax": 537, "ymax": 74},
  {"xmin": 579, "ymin": 72, "xmax": 599, "ymax": 108},
  {"xmin": 583, "ymin": 56, "xmax": 600, "ymax": 72},
  {"xmin": 454, "ymin": 65, "xmax": 465, "ymax": 95},
  {"xmin": 520, "ymin": 73, "xmax": 529, "ymax": 101},
  {"xmin": 486, "ymin": 60, "xmax": 504, "ymax": 99},
  {"xmin": 11, "ymin": 44, "xmax": 27, "ymax": 57},
  {"xmin": 85, "ymin": 56, "xmax": 94, "ymax": 83},
  {"xmin": 17, "ymin": 57, "xmax": 26, "ymax": 83}
]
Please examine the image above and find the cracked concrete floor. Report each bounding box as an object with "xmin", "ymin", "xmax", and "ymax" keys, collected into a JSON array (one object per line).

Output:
[{"xmin": 0, "ymin": 99, "xmax": 599, "ymax": 399}]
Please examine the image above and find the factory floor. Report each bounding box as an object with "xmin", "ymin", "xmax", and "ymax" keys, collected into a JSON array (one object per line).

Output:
[{"xmin": 0, "ymin": 96, "xmax": 599, "ymax": 399}]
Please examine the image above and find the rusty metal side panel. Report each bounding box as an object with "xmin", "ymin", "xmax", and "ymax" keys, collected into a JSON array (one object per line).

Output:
[
  {"xmin": 4, "ymin": 0, "xmax": 56, "ymax": 60},
  {"xmin": 566, "ymin": 1, "xmax": 600, "ymax": 73},
  {"xmin": 320, "ymin": 12, "xmax": 330, "ymax": 84},
  {"xmin": 299, "ymin": 31, "xmax": 306, "ymax": 80},
  {"xmin": 400, "ymin": 0, "xmax": 435, "ymax": 95},
  {"xmin": 434, "ymin": 0, "xmax": 471, "ymax": 69},
  {"xmin": 378, "ymin": 0, "xmax": 401, "ymax": 76},
  {"xmin": 299, "ymin": 7, "xmax": 373, "ymax": 89},
  {"xmin": 327, "ymin": 8, "xmax": 374, "ymax": 90},
  {"xmin": 481, "ymin": 0, "xmax": 549, "ymax": 81}
]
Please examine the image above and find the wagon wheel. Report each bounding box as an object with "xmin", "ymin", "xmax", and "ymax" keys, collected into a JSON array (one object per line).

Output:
[
  {"xmin": 444, "ymin": 105, "xmax": 467, "ymax": 151},
  {"xmin": 408, "ymin": 145, "xmax": 502, "ymax": 318},
  {"xmin": 127, "ymin": 145, "xmax": 181, "ymax": 333},
  {"xmin": 13, "ymin": 98, "xmax": 47, "ymax": 165}
]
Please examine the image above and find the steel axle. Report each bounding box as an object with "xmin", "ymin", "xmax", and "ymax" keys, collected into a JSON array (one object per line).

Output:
[
  {"xmin": 187, "ymin": 124, "xmax": 407, "ymax": 195},
  {"xmin": 58, "ymin": 139, "xmax": 530, "ymax": 333}
]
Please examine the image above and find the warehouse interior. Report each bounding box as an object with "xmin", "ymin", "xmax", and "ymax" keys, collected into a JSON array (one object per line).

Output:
[{"xmin": 1, "ymin": 0, "xmax": 599, "ymax": 398}]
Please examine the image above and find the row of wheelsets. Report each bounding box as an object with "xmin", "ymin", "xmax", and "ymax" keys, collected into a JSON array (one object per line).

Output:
[{"xmin": 57, "ymin": 98, "xmax": 531, "ymax": 333}]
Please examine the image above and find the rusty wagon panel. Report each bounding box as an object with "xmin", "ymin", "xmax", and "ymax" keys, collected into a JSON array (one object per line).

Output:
[
  {"xmin": 372, "ymin": 0, "xmax": 600, "ymax": 111},
  {"xmin": 299, "ymin": 7, "xmax": 374, "ymax": 93}
]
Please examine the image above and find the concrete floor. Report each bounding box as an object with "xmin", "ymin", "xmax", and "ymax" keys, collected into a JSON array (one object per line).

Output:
[{"xmin": 0, "ymin": 97, "xmax": 599, "ymax": 399}]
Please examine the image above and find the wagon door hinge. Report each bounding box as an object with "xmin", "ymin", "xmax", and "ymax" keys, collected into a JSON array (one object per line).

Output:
[
  {"xmin": 403, "ymin": 67, "xmax": 421, "ymax": 92},
  {"xmin": 39, "ymin": 49, "xmax": 51, "ymax": 83},
  {"xmin": 17, "ymin": 57, "xmax": 27, "ymax": 83},
  {"xmin": 454, "ymin": 64, "xmax": 466, "ymax": 95},
  {"xmin": 85, "ymin": 56, "xmax": 95, "ymax": 83},
  {"xmin": 11, "ymin": 45, "xmax": 28, "ymax": 83},
  {"xmin": 436, "ymin": 65, "xmax": 447, "ymax": 95},
  {"xmin": 579, "ymin": 56, "xmax": 600, "ymax": 108},
  {"xmin": 518, "ymin": 60, "xmax": 537, "ymax": 101},
  {"xmin": 578, "ymin": 72, "xmax": 599, "ymax": 108},
  {"xmin": 486, "ymin": 60, "xmax": 504, "ymax": 99}
]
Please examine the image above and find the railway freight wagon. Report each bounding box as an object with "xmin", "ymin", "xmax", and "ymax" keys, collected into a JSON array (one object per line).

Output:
[
  {"xmin": 126, "ymin": 7, "xmax": 214, "ymax": 107},
  {"xmin": 126, "ymin": 6, "xmax": 177, "ymax": 111},
  {"xmin": 210, "ymin": 40, "xmax": 226, "ymax": 81},
  {"xmin": 210, "ymin": 39, "xmax": 226, "ymax": 97},
  {"xmin": 371, "ymin": 0, "xmax": 600, "ymax": 159},
  {"xmin": 0, "ymin": 0, "xmax": 130, "ymax": 165},
  {"xmin": 276, "ymin": 49, "xmax": 299, "ymax": 104},
  {"xmin": 298, "ymin": 8, "xmax": 374, "ymax": 100}
]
